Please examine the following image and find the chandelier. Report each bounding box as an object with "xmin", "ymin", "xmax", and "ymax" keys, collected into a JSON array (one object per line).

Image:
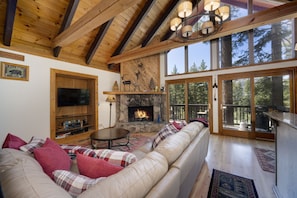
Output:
[{"xmin": 170, "ymin": 0, "xmax": 230, "ymax": 41}]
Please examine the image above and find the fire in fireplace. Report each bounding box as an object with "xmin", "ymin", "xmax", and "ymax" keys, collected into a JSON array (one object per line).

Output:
[{"xmin": 128, "ymin": 106, "xmax": 153, "ymax": 122}]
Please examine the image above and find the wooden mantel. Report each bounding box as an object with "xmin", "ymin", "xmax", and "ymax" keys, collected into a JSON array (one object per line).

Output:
[{"xmin": 103, "ymin": 91, "xmax": 165, "ymax": 95}]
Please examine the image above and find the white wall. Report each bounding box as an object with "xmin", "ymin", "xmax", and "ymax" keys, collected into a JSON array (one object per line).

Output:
[
  {"xmin": 0, "ymin": 48, "xmax": 120, "ymax": 144},
  {"xmin": 160, "ymin": 53, "xmax": 297, "ymax": 133}
]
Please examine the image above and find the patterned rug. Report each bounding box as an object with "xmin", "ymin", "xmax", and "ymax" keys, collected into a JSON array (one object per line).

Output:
[
  {"xmin": 113, "ymin": 134, "xmax": 153, "ymax": 152},
  {"xmin": 207, "ymin": 169, "xmax": 258, "ymax": 198},
  {"xmin": 94, "ymin": 133, "xmax": 153, "ymax": 152},
  {"xmin": 254, "ymin": 148, "xmax": 275, "ymax": 173}
]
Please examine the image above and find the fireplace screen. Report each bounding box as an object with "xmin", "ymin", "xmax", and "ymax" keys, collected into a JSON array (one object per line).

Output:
[{"xmin": 128, "ymin": 106, "xmax": 153, "ymax": 122}]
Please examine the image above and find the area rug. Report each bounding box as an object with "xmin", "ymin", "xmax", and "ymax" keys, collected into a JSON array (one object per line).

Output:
[
  {"xmin": 112, "ymin": 134, "xmax": 153, "ymax": 152},
  {"xmin": 94, "ymin": 133, "xmax": 153, "ymax": 152},
  {"xmin": 207, "ymin": 169, "xmax": 258, "ymax": 198},
  {"xmin": 254, "ymin": 148, "xmax": 275, "ymax": 173}
]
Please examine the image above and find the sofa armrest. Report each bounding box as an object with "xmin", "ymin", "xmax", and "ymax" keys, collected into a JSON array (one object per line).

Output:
[{"xmin": 0, "ymin": 148, "xmax": 71, "ymax": 198}]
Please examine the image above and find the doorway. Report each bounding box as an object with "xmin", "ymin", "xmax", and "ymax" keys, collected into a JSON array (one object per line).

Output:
[
  {"xmin": 166, "ymin": 76, "xmax": 213, "ymax": 133},
  {"xmin": 218, "ymin": 69, "xmax": 292, "ymax": 139}
]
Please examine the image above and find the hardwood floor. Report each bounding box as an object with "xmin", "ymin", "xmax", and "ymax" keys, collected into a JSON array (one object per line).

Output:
[{"xmin": 190, "ymin": 134, "xmax": 275, "ymax": 198}]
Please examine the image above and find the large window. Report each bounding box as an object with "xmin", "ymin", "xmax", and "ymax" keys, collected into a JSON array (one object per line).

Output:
[
  {"xmin": 166, "ymin": 2, "xmax": 293, "ymax": 74},
  {"xmin": 188, "ymin": 42, "xmax": 211, "ymax": 72},
  {"xmin": 219, "ymin": 20, "xmax": 293, "ymax": 68},
  {"xmin": 167, "ymin": 46, "xmax": 185, "ymax": 75},
  {"xmin": 167, "ymin": 41, "xmax": 211, "ymax": 75}
]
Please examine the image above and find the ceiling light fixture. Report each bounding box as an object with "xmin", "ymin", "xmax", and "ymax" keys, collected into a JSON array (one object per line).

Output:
[{"xmin": 170, "ymin": 0, "xmax": 230, "ymax": 41}]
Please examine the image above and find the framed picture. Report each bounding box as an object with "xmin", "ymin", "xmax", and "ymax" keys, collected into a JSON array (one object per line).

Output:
[{"xmin": 0, "ymin": 62, "xmax": 29, "ymax": 81}]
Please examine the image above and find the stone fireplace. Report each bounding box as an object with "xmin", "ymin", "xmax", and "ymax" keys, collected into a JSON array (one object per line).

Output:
[{"xmin": 115, "ymin": 94, "xmax": 166, "ymax": 132}]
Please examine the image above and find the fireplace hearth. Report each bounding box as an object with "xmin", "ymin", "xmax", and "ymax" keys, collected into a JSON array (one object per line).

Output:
[{"xmin": 128, "ymin": 106, "xmax": 153, "ymax": 122}]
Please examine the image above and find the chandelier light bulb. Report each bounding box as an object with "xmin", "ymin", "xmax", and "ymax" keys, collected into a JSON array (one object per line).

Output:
[
  {"xmin": 170, "ymin": 17, "xmax": 182, "ymax": 31},
  {"xmin": 182, "ymin": 25, "xmax": 193, "ymax": 38},
  {"xmin": 178, "ymin": 1, "xmax": 193, "ymax": 18},
  {"xmin": 201, "ymin": 21, "xmax": 214, "ymax": 34},
  {"xmin": 215, "ymin": 6, "xmax": 230, "ymax": 21},
  {"xmin": 204, "ymin": 0, "xmax": 220, "ymax": 11}
]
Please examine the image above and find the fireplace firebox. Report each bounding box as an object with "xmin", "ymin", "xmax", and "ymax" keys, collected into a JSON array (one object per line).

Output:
[{"xmin": 128, "ymin": 106, "xmax": 153, "ymax": 122}]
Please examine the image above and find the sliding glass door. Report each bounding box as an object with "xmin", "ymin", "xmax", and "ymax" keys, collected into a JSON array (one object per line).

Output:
[
  {"xmin": 167, "ymin": 77, "xmax": 213, "ymax": 132},
  {"xmin": 221, "ymin": 77, "xmax": 252, "ymax": 138},
  {"xmin": 254, "ymin": 74, "xmax": 291, "ymax": 139},
  {"xmin": 219, "ymin": 69, "xmax": 293, "ymax": 139}
]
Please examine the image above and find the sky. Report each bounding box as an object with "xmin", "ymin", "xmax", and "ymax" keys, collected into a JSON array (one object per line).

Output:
[{"xmin": 167, "ymin": 42, "xmax": 210, "ymax": 74}]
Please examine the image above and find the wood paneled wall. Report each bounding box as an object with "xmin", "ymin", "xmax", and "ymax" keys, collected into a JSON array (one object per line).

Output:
[{"xmin": 120, "ymin": 54, "xmax": 160, "ymax": 92}]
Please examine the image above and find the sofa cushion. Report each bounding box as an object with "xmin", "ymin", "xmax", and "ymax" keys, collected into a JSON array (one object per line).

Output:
[
  {"xmin": 2, "ymin": 133, "xmax": 27, "ymax": 149},
  {"xmin": 33, "ymin": 138, "xmax": 71, "ymax": 179},
  {"xmin": 20, "ymin": 136, "xmax": 45, "ymax": 154},
  {"xmin": 53, "ymin": 170, "xmax": 105, "ymax": 197},
  {"xmin": 179, "ymin": 121, "xmax": 204, "ymax": 141},
  {"xmin": 93, "ymin": 149, "xmax": 137, "ymax": 167},
  {"xmin": 154, "ymin": 131, "xmax": 191, "ymax": 165},
  {"xmin": 173, "ymin": 127, "xmax": 210, "ymax": 197},
  {"xmin": 76, "ymin": 153, "xmax": 123, "ymax": 178},
  {"xmin": 78, "ymin": 151, "xmax": 168, "ymax": 198},
  {"xmin": 0, "ymin": 148, "xmax": 71, "ymax": 198},
  {"xmin": 152, "ymin": 123, "xmax": 179, "ymax": 149}
]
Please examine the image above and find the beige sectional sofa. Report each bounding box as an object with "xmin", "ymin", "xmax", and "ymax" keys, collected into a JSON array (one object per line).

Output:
[{"xmin": 0, "ymin": 121, "xmax": 209, "ymax": 198}]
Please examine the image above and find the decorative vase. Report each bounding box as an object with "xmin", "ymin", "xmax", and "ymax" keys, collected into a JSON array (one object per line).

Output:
[{"xmin": 112, "ymin": 81, "xmax": 119, "ymax": 91}]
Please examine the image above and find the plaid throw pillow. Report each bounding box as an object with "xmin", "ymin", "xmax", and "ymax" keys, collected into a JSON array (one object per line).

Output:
[
  {"xmin": 93, "ymin": 149, "xmax": 137, "ymax": 167},
  {"xmin": 19, "ymin": 136, "xmax": 45, "ymax": 154},
  {"xmin": 60, "ymin": 145, "xmax": 96, "ymax": 157},
  {"xmin": 53, "ymin": 170, "xmax": 105, "ymax": 197},
  {"xmin": 152, "ymin": 123, "xmax": 179, "ymax": 149},
  {"xmin": 61, "ymin": 145, "xmax": 137, "ymax": 167}
]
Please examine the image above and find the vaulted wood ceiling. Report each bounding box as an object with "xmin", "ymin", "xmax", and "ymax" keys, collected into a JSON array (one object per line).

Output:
[{"xmin": 0, "ymin": 0, "xmax": 296, "ymax": 72}]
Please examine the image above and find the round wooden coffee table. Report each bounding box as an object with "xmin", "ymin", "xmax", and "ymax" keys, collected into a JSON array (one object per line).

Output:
[{"xmin": 90, "ymin": 128, "xmax": 130, "ymax": 149}]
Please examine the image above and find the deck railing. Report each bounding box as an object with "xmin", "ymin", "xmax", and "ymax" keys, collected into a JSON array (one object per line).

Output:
[{"xmin": 169, "ymin": 104, "xmax": 284, "ymax": 131}]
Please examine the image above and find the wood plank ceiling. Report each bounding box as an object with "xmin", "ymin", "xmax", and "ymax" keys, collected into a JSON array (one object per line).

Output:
[{"xmin": 0, "ymin": 0, "xmax": 295, "ymax": 72}]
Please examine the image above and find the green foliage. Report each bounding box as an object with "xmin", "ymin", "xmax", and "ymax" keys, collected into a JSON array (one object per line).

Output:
[
  {"xmin": 171, "ymin": 64, "xmax": 179, "ymax": 74},
  {"xmin": 188, "ymin": 82, "xmax": 208, "ymax": 104}
]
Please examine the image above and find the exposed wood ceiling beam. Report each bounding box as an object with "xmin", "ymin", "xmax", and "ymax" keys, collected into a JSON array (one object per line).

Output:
[
  {"xmin": 52, "ymin": 0, "xmax": 139, "ymax": 48},
  {"xmin": 112, "ymin": 0, "xmax": 156, "ymax": 56},
  {"xmin": 141, "ymin": 0, "xmax": 180, "ymax": 47},
  {"xmin": 54, "ymin": 0, "xmax": 80, "ymax": 57},
  {"xmin": 108, "ymin": 1, "xmax": 297, "ymax": 64},
  {"xmin": 3, "ymin": 0, "xmax": 17, "ymax": 46},
  {"xmin": 86, "ymin": 19, "xmax": 114, "ymax": 64}
]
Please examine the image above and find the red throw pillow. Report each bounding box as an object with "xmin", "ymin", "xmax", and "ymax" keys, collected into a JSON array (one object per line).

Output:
[
  {"xmin": 77, "ymin": 153, "xmax": 123, "ymax": 178},
  {"xmin": 190, "ymin": 117, "xmax": 209, "ymax": 127},
  {"xmin": 34, "ymin": 138, "xmax": 71, "ymax": 179},
  {"xmin": 173, "ymin": 121, "xmax": 182, "ymax": 130},
  {"xmin": 2, "ymin": 133, "xmax": 27, "ymax": 149}
]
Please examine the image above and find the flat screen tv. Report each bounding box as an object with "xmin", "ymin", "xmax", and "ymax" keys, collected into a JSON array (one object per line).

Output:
[{"xmin": 58, "ymin": 88, "xmax": 90, "ymax": 107}]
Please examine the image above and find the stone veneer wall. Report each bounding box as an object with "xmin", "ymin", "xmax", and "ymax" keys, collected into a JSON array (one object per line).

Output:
[{"xmin": 115, "ymin": 94, "xmax": 166, "ymax": 133}]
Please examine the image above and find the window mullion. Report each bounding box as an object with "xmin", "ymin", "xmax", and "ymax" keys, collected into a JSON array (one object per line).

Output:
[{"xmin": 185, "ymin": 46, "xmax": 188, "ymax": 73}]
